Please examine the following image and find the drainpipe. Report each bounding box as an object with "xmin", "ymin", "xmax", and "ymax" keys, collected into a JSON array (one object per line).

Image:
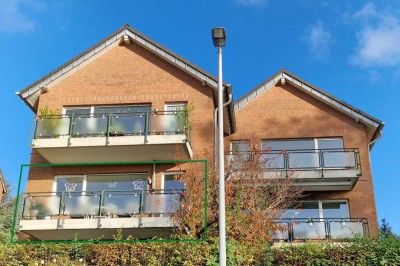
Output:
[
  {"xmin": 367, "ymin": 125, "xmax": 383, "ymax": 233},
  {"xmin": 213, "ymin": 88, "xmax": 233, "ymax": 168}
]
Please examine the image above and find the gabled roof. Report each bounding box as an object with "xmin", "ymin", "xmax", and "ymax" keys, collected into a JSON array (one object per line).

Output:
[
  {"xmin": 0, "ymin": 169, "xmax": 6, "ymax": 194},
  {"xmin": 235, "ymin": 69, "xmax": 384, "ymax": 144},
  {"xmin": 16, "ymin": 24, "xmax": 236, "ymax": 134}
]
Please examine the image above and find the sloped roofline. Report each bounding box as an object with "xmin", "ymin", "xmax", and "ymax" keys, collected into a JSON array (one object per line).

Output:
[
  {"xmin": 235, "ymin": 69, "xmax": 384, "ymax": 143},
  {"xmin": 16, "ymin": 24, "xmax": 236, "ymax": 134}
]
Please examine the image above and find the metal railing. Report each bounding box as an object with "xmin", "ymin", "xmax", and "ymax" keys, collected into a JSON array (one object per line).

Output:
[
  {"xmin": 273, "ymin": 217, "xmax": 369, "ymax": 242},
  {"xmin": 226, "ymin": 148, "xmax": 361, "ymax": 177},
  {"xmin": 20, "ymin": 189, "xmax": 185, "ymax": 229},
  {"xmin": 32, "ymin": 110, "xmax": 190, "ymax": 144}
]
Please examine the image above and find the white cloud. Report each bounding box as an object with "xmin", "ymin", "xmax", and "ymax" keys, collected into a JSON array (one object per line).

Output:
[
  {"xmin": 351, "ymin": 4, "xmax": 400, "ymax": 67},
  {"xmin": 304, "ymin": 21, "xmax": 333, "ymax": 60},
  {"xmin": 0, "ymin": 0, "xmax": 45, "ymax": 33},
  {"xmin": 235, "ymin": 0, "xmax": 267, "ymax": 7},
  {"xmin": 353, "ymin": 2, "xmax": 377, "ymax": 20}
]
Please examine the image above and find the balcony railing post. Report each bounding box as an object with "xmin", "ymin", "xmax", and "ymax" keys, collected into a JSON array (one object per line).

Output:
[
  {"xmin": 97, "ymin": 191, "xmax": 105, "ymax": 228},
  {"xmin": 320, "ymin": 150, "xmax": 324, "ymax": 178},
  {"xmin": 106, "ymin": 113, "xmax": 111, "ymax": 145},
  {"xmin": 144, "ymin": 112, "xmax": 150, "ymax": 144},
  {"xmin": 284, "ymin": 151, "xmax": 288, "ymax": 178},
  {"xmin": 67, "ymin": 114, "xmax": 74, "ymax": 147},
  {"xmin": 57, "ymin": 192, "xmax": 65, "ymax": 229}
]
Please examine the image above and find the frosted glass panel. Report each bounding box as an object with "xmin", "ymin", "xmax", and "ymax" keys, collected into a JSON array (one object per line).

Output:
[
  {"xmin": 35, "ymin": 117, "xmax": 70, "ymax": 138},
  {"xmin": 288, "ymin": 152, "xmax": 319, "ymax": 168},
  {"xmin": 150, "ymin": 113, "xmax": 185, "ymax": 134},
  {"xmin": 72, "ymin": 116, "xmax": 108, "ymax": 136},
  {"xmin": 64, "ymin": 194, "xmax": 100, "ymax": 216},
  {"xmin": 330, "ymin": 221, "xmax": 364, "ymax": 239},
  {"xmin": 109, "ymin": 115, "xmax": 146, "ymax": 135},
  {"xmin": 23, "ymin": 195, "xmax": 61, "ymax": 218},
  {"xmin": 292, "ymin": 221, "xmax": 326, "ymax": 240},
  {"xmin": 323, "ymin": 151, "xmax": 356, "ymax": 168},
  {"xmin": 145, "ymin": 193, "xmax": 181, "ymax": 214},
  {"xmin": 103, "ymin": 193, "xmax": 141, "ymax": 215}
]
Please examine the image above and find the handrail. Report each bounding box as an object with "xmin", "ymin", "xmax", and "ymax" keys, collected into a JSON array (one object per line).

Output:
[
  {"xmin": 32, "ymin": 110, "xmax": 189, "ymax": 141},
  {"xmin": 226, "ymin": 148, "xmax": 361, "ymax": 174},
  {"xmin": 273, "ymin": 217, "xmax": 369, "ymax": 242}
]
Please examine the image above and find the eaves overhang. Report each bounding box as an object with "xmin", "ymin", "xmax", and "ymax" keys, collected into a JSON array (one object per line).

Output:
[
  {"xmin": 16, "ymin": 24, "xmax": 236, "ymax": 135},
  {"xmin": 234, "ymin": 69, "xmax": 384, "ymax": 144}
]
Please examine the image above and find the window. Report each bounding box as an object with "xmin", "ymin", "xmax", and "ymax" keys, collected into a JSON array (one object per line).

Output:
[
  {"xmin": 262, "ymin": 138, "xmax": 343, "ymax": 151},
  {"xmin": 54, "ymin": 173, "xmax": 148, "ymax": 193},
  {"xmin": 230, "ymin": 140, "xmax": 250, "ymax": 153},
  {"xmin": 282, "ymin": 200, "xmax": 349, "ymax": 219},
  {"xmin": 64, "ymin": 105, "xmax": 151, "ymax": 136}
]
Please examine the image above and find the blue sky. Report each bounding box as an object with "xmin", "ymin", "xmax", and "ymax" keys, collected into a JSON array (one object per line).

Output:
[{"xmin": 0, "ymin": 0, "xmax": 399, "ymax": 234}]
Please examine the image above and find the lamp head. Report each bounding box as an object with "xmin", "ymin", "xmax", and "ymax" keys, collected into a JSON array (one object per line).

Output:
[{"xmin": 212, "ymin": 27, "xmax": 226, "ymax": 47}]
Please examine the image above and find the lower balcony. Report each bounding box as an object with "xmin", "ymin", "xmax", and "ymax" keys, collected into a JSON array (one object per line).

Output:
[
  {"xmin": 18, "ymin": 189, "xmax": 184, "ymax": 241},
  {"xmin": 226, "ymin": 149, "xmax": 361, "ymax": 191},
  {"xmin": 273, "ymin": 218, "xmax": 369, "ymax": 242},
  {"xmin": 31, "ymin": 111, "xmax": 192, "ymax": 163}
]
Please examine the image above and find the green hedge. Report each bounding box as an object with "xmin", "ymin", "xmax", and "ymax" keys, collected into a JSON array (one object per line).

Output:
[{"xmin": 0, "ymin": 236, "xmax": 399, "ymax": 265}]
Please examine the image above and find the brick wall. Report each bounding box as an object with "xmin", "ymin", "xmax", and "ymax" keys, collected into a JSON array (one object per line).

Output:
[
  {"xmin": 227, "ymin": 83, "xmax": 379, "ymax": 236},
  {"xmin": 27, "ymin": 42, "xmax": 214, "ymax": 195}
]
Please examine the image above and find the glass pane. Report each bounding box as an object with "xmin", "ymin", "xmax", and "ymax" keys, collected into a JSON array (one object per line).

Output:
[
  {"xmin": 293, "ymin": 221, "xmax": 326, "ymax": 240},
  {"xmin": 109, "ymin": 114, "xmax": 146, "ymax": 135},
  {"xmin": 150, "ymin": 113, "xmax": 186, "ymax": 134},
  {"xmin": 288, "ymin": 151, "xmax": 319, "ymax": 168},
  {"xmin": 35, "ymin": 117, "xmax": 70, "ymax": 138},
  {"xmin": 166, "ymin": 104, "xmax": 186, "ymax": 111},
  {"xmin": 64, "ymin": 193, "xmax": 101, "ymax": 217},
  {"xmin": 323, "ymin": 151, "xmax": 356, "ymax": 168},
  {"xmin": 72, "ymin": 116, "xmax": 108, "ymax": 136},
  {"xmin": 322, "ymin": 201, "xmax": 349, "ymax": 218},
  {"xmin": 23, "ymin": 195, "xmax": 61, "ymax": 218},
  {"xmin": 261, "ymin": 153, "xmax": 284, "ymax": 169},
  {"xmin": 65, "ymin": 109, "xmax": 91, "ymax": 116},
  {"xmin": 86, "ymin": 174, "xmax": 147, "ymax": 192},
  {"xmin": 103, "ymin": 192, "xmax": 141, "ymax": 216},
  {"xmin": 164, "ymin": 174, "xmax": 185, "ymax": 190},
  {"xmin": 145, "ymin": 191, "xmax": 182, "ymax": 214},
  {"xmin": 330, "ymin": 221, "xmax": 365, "ymax": 239},
  {"xmin": 281, "ymin": 202, "xmax": 319, "ymax": 219},
  {"xmin": 318, "ymin": 139, "xmax": 343, "ymax": 150},
  {"xmin": 94, "ymin": 105, "xmax": 151, "ymax": 114},
  {"xmin": 262, "ymin": 139, "xmax": 314, "ymax": 151},
  {"xmin": 231, "ymin": 141, "xmax": 250, "ymax": 152},
  {"xmin": 56, "ymin": 177, "xmax": 83, "ymax": 192}
]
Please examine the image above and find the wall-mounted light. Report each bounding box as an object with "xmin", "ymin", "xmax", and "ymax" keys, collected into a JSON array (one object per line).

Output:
[{"xmin": 123, "ymin": 35, "xmax": 130, "ymax": 44}]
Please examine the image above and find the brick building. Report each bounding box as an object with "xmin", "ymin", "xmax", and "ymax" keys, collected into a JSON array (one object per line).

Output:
[{"xmin": 15, "ymin": 25, "xmax": 383, "ymax": 242}]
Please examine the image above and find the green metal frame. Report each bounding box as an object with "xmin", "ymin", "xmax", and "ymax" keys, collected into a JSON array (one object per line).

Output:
[{"xmin": 11, "ymin": 159, "xmax": 208, "ymax": 245}]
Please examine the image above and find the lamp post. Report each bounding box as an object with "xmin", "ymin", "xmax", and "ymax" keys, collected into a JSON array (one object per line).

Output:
[{"xmin": 212, "ymin": 27, "xmax": 227, "ymax": 266}]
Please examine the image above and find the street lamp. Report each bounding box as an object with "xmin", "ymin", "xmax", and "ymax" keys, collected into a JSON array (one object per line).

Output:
[{"xmin": 212, "ymin": 27, "xmax": 227, "ymax": 266}]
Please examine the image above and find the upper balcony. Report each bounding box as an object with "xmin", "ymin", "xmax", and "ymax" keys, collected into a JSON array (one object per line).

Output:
[
  {"xmin": 226, "ymin": 148, "xmax": 361, "ymax": 191},
  {"xmin": 31, "ymin": 111, "xmax": 192, "ymax": 163}
]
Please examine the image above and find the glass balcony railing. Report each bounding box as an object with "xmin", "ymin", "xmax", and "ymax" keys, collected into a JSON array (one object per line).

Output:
[
  {"xmin": 33, "ymin": 111, "xmax": 189, "ymax": 140},
  {"xmin": 273, "ymin": 218, "xmax": 369, "ymax": 242},
  {"xmin": 21, "ymin": 189, "xmax": 185, "ymax": 221},
  {"xmin": 226, "ymin": 148, "xmax": 360, "ymax": 177}
]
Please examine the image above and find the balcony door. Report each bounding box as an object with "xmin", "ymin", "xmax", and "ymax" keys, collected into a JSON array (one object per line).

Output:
[
  {"xmin": 64, "ymin": 105, "xmax": 151, "ymax": 137},
  {"xmin": 261, "ymin": 138, "xmax": 344, "ymax": 169},
  {"xmin": 54, "ymin": 174, "xmax": 148, "ymax": 217}
]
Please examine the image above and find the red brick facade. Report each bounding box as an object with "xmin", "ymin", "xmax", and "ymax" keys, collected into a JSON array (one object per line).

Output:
[
  {"xmin": 228, "ymin": 83, "xmax": 379, "ymax": 236},
  {"xmin": 19, "ymin": 26, "xmax": 382, "ymax": 239}
]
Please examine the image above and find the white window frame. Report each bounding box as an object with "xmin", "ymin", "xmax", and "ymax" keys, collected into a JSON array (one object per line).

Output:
[
  {"xmin": 164, "ymin": 103, "xmax": 187, "ymax": 112},
  {"xmin": 161, "ymin": 172, "xmax": 184, "ymax": 190}
]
